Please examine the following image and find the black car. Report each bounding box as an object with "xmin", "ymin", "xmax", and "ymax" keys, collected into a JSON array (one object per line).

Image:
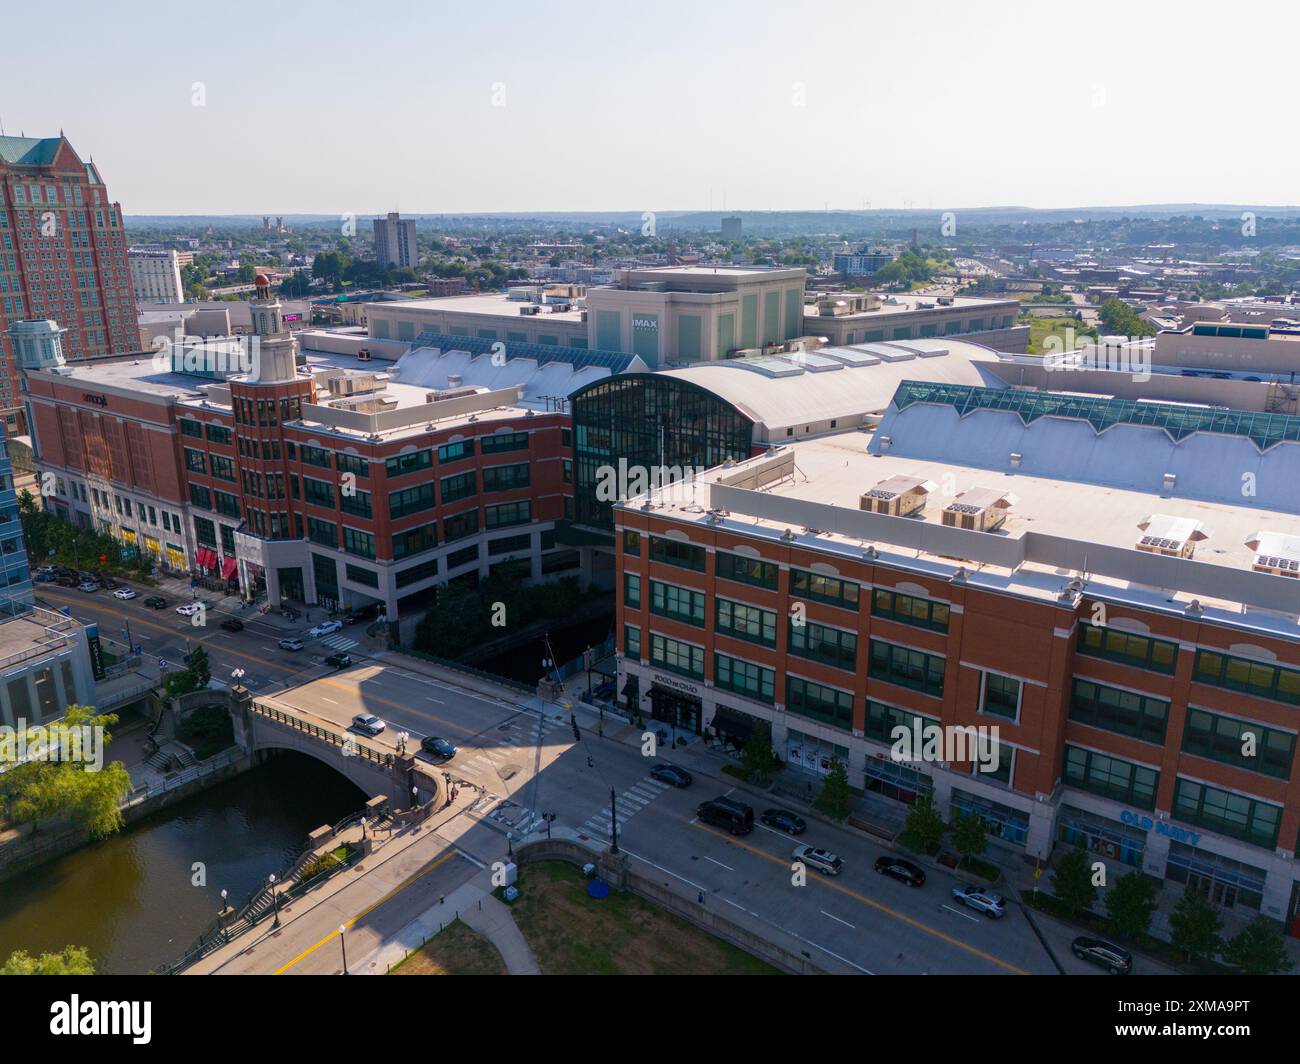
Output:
[
  {"xmin": 649, "ymin": 763, "xmax": 692, "ymax": 788},
  {"xmin": 324, "ymin": 652, "xmax": 352, "ymax": 669},
  {"xmin": 143, "ymin": 595, "xmax": 167, "ymax": 609},
  {"xmin": 219, "ymin": 618, "xmax": 244, "ymax": 632},
  {"xmin": 873, "ymin": 855, "xmax": 926, "ymax": 887},
  {"xmin": 1072, "ymin": 936, "xmax": 1132, "ymax": 974},
  {"xmin": 420, "ymin": 736, "xmax": 456, "ymax": 759},
  {"xmin": 760, "ymin": 808, "xmax": 807, "ymax": 835}
]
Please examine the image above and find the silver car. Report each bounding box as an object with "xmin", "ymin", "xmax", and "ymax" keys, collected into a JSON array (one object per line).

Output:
[
  {"xmin": 793, "ymin": 845, "xmax": 843, "ymax": 876},
  {"xmin": 951, "ymin": 884, "xmax": 1006, "ymax": 918}
]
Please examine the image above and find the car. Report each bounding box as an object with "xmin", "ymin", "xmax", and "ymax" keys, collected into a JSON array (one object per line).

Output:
[
  {"xmin": 35, "ymin": 571, "xmax": 56, "ymax": 582},
  {"xmin": 324, "ymin": 652, "xmax": 352, "ymax": 669},
  {"xmin": 697, "ymin": 797, "xmax": 754, "ymax": 835},
  {"xmin": 278, "ymin": 638, "xmax": 305, "ymax": 651},
  {"xmin": 351, "ymin": 714, "xmax": 385, "ymax": 736},
  {"xmin": 1072, "ymin": 936, "xmax": 1132, "ymax": 974},
  {"xmin": 143, "ymin": 595, "xmax": 167, "ymax": 609},
  {"xmin": 77, "ymin": 580, "xmax": 100, "ymax": 593},
  {"xmin": 97, "ymin": 573, "xmax": 118, "ymax": 589},
  {"xmin": 420, "ymin": 736, "xmax": 457, "ymax": 760},
  {"xmin": 792, "ymin": 845, "xmax": 843, "ymax": 876},
  {"xmin": 57, "ymin": 573, "xmax": 79, "ymax": 587},
  {"xmin": 874, "ymin": 855, "xmax": 926, "ymax": 887},
  {"xmin": 760, "ymin": 808, "xmax": 807, "ymax": 835},
  {"xmin": 649, "ymin": 763, "xmax": 692, "ymax": 788},
  {"xmin": 112, "ymin": 588, "xmax": 137, "ymax": 600},
  {"xmin": 951, "ymin": 884, "xmax": 1006, "ymax": 918},
  {"xmin": 219, "ymin": 618, "xmax": 244, "ymax": 632},
  {"xmin": 175, "ymin": 603, "xmax": 202, "ymax": 616},
  {"xmin": 308, "ymin": 620, "xmax": 343, "ymax": 638}
]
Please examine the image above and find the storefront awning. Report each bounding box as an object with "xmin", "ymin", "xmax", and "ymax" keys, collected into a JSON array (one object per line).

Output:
[
  {"xmin": 196, "ymin": 548, "xmax": 218, "ymax": 570},
  {"xmin": 221, "ymin": 557, "xmax": 238, "ymax": 580},
  {"xmin": 710, "ymin": 705, "xmax": 758, "ymax": 744}
]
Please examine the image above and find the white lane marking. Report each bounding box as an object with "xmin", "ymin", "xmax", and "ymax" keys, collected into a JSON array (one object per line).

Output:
[
  {"xmin": 702, "ymin": 856, "xmax": 734, "ymax": 871},
  {"xmin": 721, "ymin": 897, "xmax": 746, "ymax": 911},
  {"xmin": 821, "ymin": 910, "xmax": 856, "ymax": 929},
  {"xmin": 942, "ymin": 904, "xmax": 980, "ymax": 923},
  {"xmin": 455, "ymin": 849, "xmax": 487, "ymax": 870},
  {"xmin": 425, "ymin": 696, "xmax": 444, "ymax": 704},
  {"xmin": 805, "ymin": 939, "xmax": 873, "ymax": 975},
  {"xmin": 320, "ymin": 697, "xmax": 338, "ymax": 705},
  {"xmin": 619, "ymin": 847, "xmax": 711, "ymax": 893}
]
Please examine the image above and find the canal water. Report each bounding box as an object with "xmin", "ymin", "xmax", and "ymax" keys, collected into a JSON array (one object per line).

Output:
[{"xmin": 0, "ymin": 752, "xmax": 365, "ymax": 974}]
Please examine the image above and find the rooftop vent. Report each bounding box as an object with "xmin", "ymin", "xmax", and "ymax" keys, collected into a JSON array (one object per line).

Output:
[
  {"xmin": 327, "ymin": 372, "xmax": 385, "ymax": 397},
  {"xmin": 941, "ymin": 488, "xmax": 1017, "ymax": 532},
  {"xmin": 1245, "ymin": 531, "xmax": 1300, "ymax": 577},
  {"xmin": 860, "ymin": 475, "xmax": 935, "ymax": 517},
  {"xmin": 1135, "ymin": 514, "xmax": 1210, "ymax": 558},
  {"xmin": 1162, "ymin": 472, "xmax": 1177, "ymax": 492}
]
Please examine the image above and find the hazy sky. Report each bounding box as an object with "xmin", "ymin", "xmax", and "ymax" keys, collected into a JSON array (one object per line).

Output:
[{"xmin": 3, "ymin": 0, "xmax": 1296, "ymax": 215}]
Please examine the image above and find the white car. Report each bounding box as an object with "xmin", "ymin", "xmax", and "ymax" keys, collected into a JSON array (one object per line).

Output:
[
  {"xmin": 308, "ymin": 620, "xmax": 343, "ymax": 638},
  {"xmin": 351, "ymin": 714, "xmax": 385, "ymax": 736},
  {"xmin": 113, "ymin": 588, "xmax": 137, "ymax": 600},
  {"xmin": 951, "ymin": 884, "xmax": 1006, "ymax": 918},
  {"xmin": 175, "ymin": 603, "xmax": 203, "ymax": 617}
]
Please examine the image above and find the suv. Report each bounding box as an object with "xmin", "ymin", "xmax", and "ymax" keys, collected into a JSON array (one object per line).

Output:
[
  {"xmin": 1072, "ymin": 936, "xmax": 1132, "ymax": 974},
  {"xmin": 143, "ymin": 595, "xmax": 167, "ymax": 609},
  {"xmin": 951, "ymin": 884, "xmax": 1006, "ymax": 918},
  {"xmin": 793, "ymin": 845, "xmax": 843, "ymax": 876},
  {"xmin": 874, "ymin": 855, "xmax": 926, "ymax": 887},
  {"xmin": 278, "ymin": 638, "xmax": 305, "ymax": 651},
  {"xmin": 219, "ymin": 618, "xmax": 244, "ymax": 632},
  {"xmin": 696, "ymin": 797, "xmax": 754, "ymax": 835}
]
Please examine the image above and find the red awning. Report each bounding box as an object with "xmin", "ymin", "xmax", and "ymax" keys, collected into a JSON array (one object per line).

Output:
[
  {"xmin": 221, "ymin": 557, "xmax": 238, "ymax": 580},
  {"xmin": 196, "ymin": 548, "xmax": 217, "ymax": 570}
]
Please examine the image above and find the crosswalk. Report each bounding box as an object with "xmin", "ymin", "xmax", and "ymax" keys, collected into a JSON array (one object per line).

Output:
[
  {"xmin": 581, "ymin": 777, "xmax": 670, "ymax": 842},
  {"xmin": 320, "ymin": 634, "xmax": 360, "ymax": 652}
]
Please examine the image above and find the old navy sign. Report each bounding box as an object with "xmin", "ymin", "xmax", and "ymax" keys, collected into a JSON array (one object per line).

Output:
[{"xmin": 1120, "ymin": 809, "xmax": 1200, "ymax": 846}]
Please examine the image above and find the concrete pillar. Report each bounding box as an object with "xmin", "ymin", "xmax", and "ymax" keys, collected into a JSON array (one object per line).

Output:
[{"xmin": 530, "ymin": 532, "xmax": 543, "ymax": 583}]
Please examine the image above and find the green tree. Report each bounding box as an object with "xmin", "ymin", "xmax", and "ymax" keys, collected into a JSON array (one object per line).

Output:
[
  {"xmin": 738, "ymin": 722, "xmax": 776, "ymax": 785},
  {"xmin": 1104, "ymin": 871, "xmax": 1159, "ymax": 940},
  {"xmin": 186, "ymin": 644, "xmax": 211, "ymax": 687},
  {"xmin": 1050, "ymin": 847, "xmax": 1098, "ymax": 916},
  {"xmin": 901, "ymin": 793, "xmax": 945, "ymax": 854},
  {"xmin": 812, "ymin": 757, "xmax": 852, "ymax": 820},
  {"xmin": 1221, "ymin": 917, "xmax": 1294, "ymax": 975},
  {"xmin": 1, "ymin": 946, "xmax": 95, "ymax": 974},
  {"xmin": 951, "ymin": 813, "xmax": 987, "ymax": 870},
  {"xmin": 1168, "ymin": 887, "xmax": 1223, "ymax": 966},
  {"xmin": 1098, "ymin": 297, "xmax": 1157, "ymax": 338}
]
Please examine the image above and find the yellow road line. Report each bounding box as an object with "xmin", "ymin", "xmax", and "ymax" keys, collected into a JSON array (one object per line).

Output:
[
  {"xmin": 691, "ymin": 821, "xmax": 1027, "ymax": 974},
  {"xmin": 273, "ymin": 848, "xmax": 461, "ymax": 974}
]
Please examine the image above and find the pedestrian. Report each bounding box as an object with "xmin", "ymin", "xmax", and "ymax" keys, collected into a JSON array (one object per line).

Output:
[{"xmin": 697, "ymin": 891, "xmax": 705, "ymax": 905}]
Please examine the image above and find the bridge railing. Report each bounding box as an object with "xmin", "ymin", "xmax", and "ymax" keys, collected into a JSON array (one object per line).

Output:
[{"xmin": 248, "ymin": 701, "xmax": 395, "ymax": 767}]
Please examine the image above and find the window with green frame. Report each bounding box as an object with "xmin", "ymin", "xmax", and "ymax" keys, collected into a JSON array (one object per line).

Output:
[
  {"xmin": 306, "ymin": 516, "xmax": 337, "ymax": 547},
  {"xmin": 440, "ymin": 471, "xmax": 476, "ymax": 503},
  {"xmin": 345, "ymin": 563, "xmax": 378, "ymax": 587},
  {"xmin": 1076, "ymin": 621, "xmax": 1178, "ymax": 675},
  {"xmin": 865, "ymin": 700, "xmax": 938, "ymax": 745},
  {"xmin": 392, "ymin": 522, "xmax": 437, "ymax": 559},
  {"xmin": 481, "ymin": 463, "xmax": 530, "ymax": 493},
  {"xmin": 389, "ymin": 483, "xmax": 436, "ymax": 519},
  {"xmin": 443, "ymin": 509, "xmax": 479, "ymax": 542},
  {"xmin": 786, "ymin": 676, "xmax": 854, "ymax": 730},
  {"xmin": 1171, "ymin": 777, "xmax": 1281, "ymax": 849},
  {"xmin": 790, "ymin": 568, "xmax": 859, "ymax": 610},
  {"xmin": 788, "ymin": 620, "xmax": 857, "ymax": 671},
  {"xmin": 715, "ymin": 598, "xmax": 776, "ymax": 646},
  {"xmin": 303, "ymin": 476, "xmax": 334, "ymax": 508},
  {"xmin": 484, "ymin": 501, "xmax": 530, "ymax": 529},
  {"xmin": 301, "ymin": 444, "xmax": 333, "ymax": 469},
  {"xmin": 184, "ymin": 447, "xmax": 206, "ymax": 475},
  {"xmin": 480, "ymin": 431, "xmax": 529, "ymax": 454},
  {"xmin": 650, "ymin": 581, "xmax": 705, "ymax": 626},
  {"xmin": 188, "ymin": 484, "xmax": 211, "ymax": 510},
  {"xmin": 714, "ymin": 653, "xmax": 774, "ymax": 703},
  {"xmin": 869, "ymin": 639, "xmax": 945, "ymax": 697},
  {"xmin": 341, "ymin": 526, "xmax": 375, "ymax": 559},
  {"xmin": 1181, "ymin": 707, "xmax": 1295, "ymax": 780},
  {"xmin": 624, "ymin": 571, "xmax": 641, "ymax": 608},
  {"xmin": 340, "ymin": 489, "xmax": 372, "ymax": 519},
  {"xmin": 1069, "ymin": 678, "xmax": 1168, "ymax": 744},
  {"xmin": 336, "ymin": 453, "xmax": 370, "ymax": 477},
  {"xmin": 980, "ymin": 673, "xmax": 1021, "ymax": 719},
  {"xmin": 649, "ymin": 537, "xmax": 705, "ymax": 572},
  {"xmin": 622, "ymin": 529, "xmax": 640, "ymax": 556},
  {"xmin": 871, "ymin": 588, "xmax": 949, "ymax": 632},
  {"xmin": 624, "ymin": 624, "xmax": 641, "ymax": 659},
  {"xmin": 437, "ymin": 439, "xmax": 475, "ymax": 464},
  {"xmin": 386, "ymin": 449, "xmax": 431, "ymax": 476},
  {"xmin": 1192, "ymin": 649, "xmax": 1300, "ymax": 706},
  {"xmin": 649, "ymin": 633, "xmax": 703, "ymax": 678},
  {"xmin": 1063, "ymin": 745, "xmax": 1158, "ymax": 809},
  {"xmin": 715, "ymin": 551, "xmax": 778, "ymax": 590}
]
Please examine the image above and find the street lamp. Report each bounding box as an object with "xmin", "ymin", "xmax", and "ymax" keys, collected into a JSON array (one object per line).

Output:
[
  {"xmin": 220, "ymin": 888, "xmax": 228, "ymax": 914},
  {"xmin": 361, "ymin": 817, "xmax": 368, "ymax": 840},
  {"xmin": 268, "ymin": 873, "xmax": 280, "ymax": 928},
  {"xmin": 412, "ymin": 785, "xmax": 419, "ymax": 809},
  {"xmin": 339, "ymin": 924, "xmax": 348, "ymax": 975}
]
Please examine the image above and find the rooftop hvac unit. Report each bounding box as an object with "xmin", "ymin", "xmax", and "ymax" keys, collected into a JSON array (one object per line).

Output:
[
  {"xmin": 519, "ymin": 305, "xmax": 540, "ymax": 315},
  {"xmin": 1135, "ymin": 514, "xmax": 1209, "ymax": 559},
  {"xmin": 941, "ymin": 488, "xmax": 1017, "ymax": 532},
  {"xmin": 859, "ymin": 475, "xmax": 935, "ymax": 517},
  {"xmin": 1245, "ymin": 531, "xmax": 1300, "ymax": 576},
  {"xmin": 356, "ymin": 348, "xmax": 371, "ymax": 361}
]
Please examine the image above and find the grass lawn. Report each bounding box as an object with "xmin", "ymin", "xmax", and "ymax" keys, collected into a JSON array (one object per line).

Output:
[
  {"xmin": 507, "ymin": 861, "xmax": 780, "ymax": 975},
  {"xmin": 390, "ymin": 919, "xmax": 507, "ymax": 976},
  {"xmin": 1022, "ymin": 314, "xmax": 1096, "ymax": 355}
]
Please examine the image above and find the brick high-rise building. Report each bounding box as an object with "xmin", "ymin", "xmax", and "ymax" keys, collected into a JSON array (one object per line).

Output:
[{"xmin": 0, "ymin": 134, "xmax": 137, "ymax": 429}]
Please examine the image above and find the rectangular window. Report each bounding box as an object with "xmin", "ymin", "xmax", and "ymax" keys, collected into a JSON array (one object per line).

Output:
[
  {"xmin": 205, "ymin": 423, "xmax": 232, "ymax": 446},
  {"xmin": 345, "ymin": 563, "xmax": 379, "ymax": 587},
  {"xmin": 649, "ymin": 537, "xmax": 705, "ymax": 572},
  {"xmin": 715, "ymin": 551, "xmax": 778, "ymax": 590},
  {"xmin": 209, "ymin": 454, "xmax": 236, "ymax": 481},
  {"xmin": 342, "ymin": 526, "xmax": 375, "ymax": 559},
  {"xmin": 389, "ymin": 483, "xmax": 436, "ymax": 519},
  {"xmin": 789, "ymin": 619, "xmax": 857, "ymax": 671},
  {"xmin": 1069, "ymin": 679, "xmax": 1169, "ymax": 744},
  {"xmin": 446, "ymin": 545, "xmax": 477, "ymax": 569},
  {"xmin": 188, "ymin": 484, "xmax": 211, "ymax": 510},
  {"xmin": 392, "ymin": 522, "xmax": 437, "ymax": 559},
  {"xmin": 396, "ymin": 558, "xmax": 440, "ymax": 588},
  {"xmin": 440, "ymin": 471, "xmax": 476, "ymax": 503},
  {"xmin": 437, "ymin": 440, "xmax": 475, "ymax": 464},
  {"xmin": 481, "ymin": 463, "xmax": 530, "ymax": 493},
  {"xmin": 624, "ymin": 624, "xmax": 641, "ymax": 659},
  {"xmin": 786, "ymin": 676, "xmax": 854, "ymax": 730},
  {"xmin": 184, "ymin": 447, "xmax": 206, "ymax": 475},
  {"xmin": 1077, "ymin": 621, "xmax": 1178, "ymax": 675},
  {"xmin": 624, "ymin": 572, "xmax": 641, "ymax": 608},
  {"xmin": 715, "ymin": 598, "xmax": 776, "ymax": 647},
  {"xmin": 179, "ymin": 419, "xmax": 203, "ymax": 438},
  {"xmin": 869, "ymin": 639, "xmax": 945, "ymax": 698},
  {"xmin": 484, "ymin": 501, "xmax": 530, "ymax": 529},
  {"xmin": 871, "ymin": 588, "xmax": 950, "ymax": 632},
  {"xmin": 340, "ymin": 489, "xmax": 372, "ymax": 519},
  {"xmin": 303, "ymin": 476, "xmax": 334, "ymax": 508},
  {"xmin": 790, "ymin": 568, "xmax": 860, "ymax": 610},
  {"xmin": 865, "ymin": 700, "xmax": 938, "ymax": 745},
  {"xmin": 193, "ymin": 515, "xmax": 216, "ymax": 547},
  {"xmin": 1193, "ymin": 649, "xmax": 1300, "ymax": 706},
  {"xmin": 306, "ymin": 516, "xmax": 337, "ymax": 547},
  {"xmin": 650, "ymin": 581, "xmax": 705, "ymax": 626},
  {"xmin": 443, "ymin": 509, "xmax": 479, "ymax": 543},
  {"xmin": 649, "ymin": 633, "xmax": 704, "ymax": 679},
  {"xmin": 714, "ymin": 654, "xmax": 774, "ymax": 704},
  {"xmin": 622, "ymin": 530, "xmax": 641, "ymax": 556},
  {"xmin": 336, "ymin": 453, "xmax": 370, "ymax": 477},
  {"xmin": 1171, "ymin": 778, "xmax": 1281, "ymax": 849},
  {"xmin": 213, "ymin": 490, "xmax": 240, "ymax": 519},
  {"xmin": 300, "ymin": 445, "xmax": 332, "ymax": 469},
  {"xmin": 981, "ymin": 673, "xmax": 1021, "ymax": 719},
  {"xmin": 488, "ymin": 534, "xmax": 530, "ymax": 556},
  {"xmin": 479, "ymin": 431, "xmax": 529, "ymax": 454},
  {"xmin": 1063, "ymin": 745, "xmax": 1158, "ymax": 809},
  {"xmin": 1182, "ymin": 708, "xmax": 1295, "ymax": 780}
]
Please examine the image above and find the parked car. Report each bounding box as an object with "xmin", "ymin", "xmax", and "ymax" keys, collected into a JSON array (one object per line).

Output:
[
  {"xmin": 97, "ymin": 573, "xmax": 118, "ymax": 589},
  {"xmin": 56, "ymin": 573, "xmax": 79, "ymax": 588},
  {"xmin": 351, "ymin": 714, "xmax": 385, "ymax": 736},
  {"xmin": 112, "ymin": 588, "xmax": 137, "ymax": 600},
  {"xmin": 420, "ymin": 736, "xmax": 457, "ymax": 760},
  {"xmin": 35, "ymin": 570, "xmax": 56, "ymax": 582},
  {"xmin": 219, "ymin": 618, "xmax": 244, "ymax": 632},
  {"xmin": 324, "ymin": 652, "xmax": 352, "ymax": 669},
  {"xmin": 143, "ymin": 595, "xmax": 167, "ymax": 609},
  {"xmin": 951, "ymin": 884, "xmax": 1006, "ymax": 918},
  {"xmin": 308, "ymin": 620, "xmax": 343, "ymax": 638},
  {"xmin": 278, "ymin": 638, "xmax": 305, "ymax": 651},
  {"xmin": 649, "ymin": 763, "xmax": 692, "ymax": 788},
  {"xmin": 77, "ymin": 580, "xmax": 100, "ymax": 593},
  {"xmin": 792, "ymin": 845, "xmax": 843, "ymax": 876},
  {"xmin": 760, "ymin": 808, "xmax": 807, "ymax": 835},
  {"xmin": 697, "ymin": 797, "xmax": 754, "ymax": 835},
  {"xmin": 1072, "ymin": 936, "xmax": 1132, "ymax": 974},
  {"xmin": 344, "ymin": 604, "xmax": 380, "ymax": 626},
  {"xmin": 175, "ymin": 603, "xmax": 202, "ymax": 617},
  {"xmin": 874, "ymin": 855, "xmax": 926, "ymax": 887}
]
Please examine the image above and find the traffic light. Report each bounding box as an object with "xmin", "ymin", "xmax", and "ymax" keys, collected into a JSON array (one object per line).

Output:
[{"xmin": 570, "ymin": 715, "xmax": 581, "ymax": 741}]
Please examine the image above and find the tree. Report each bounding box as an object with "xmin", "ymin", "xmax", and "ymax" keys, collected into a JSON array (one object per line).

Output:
[
  {"xmin": 1105, "ymin": 871, "xmax": 1159, "ymax": 940},
  {"xmin": 901, "ymin": 793, "xmax": 946, "ymax": 854},
  {"xmin": 951, "ymin": 813, "xmax": 987, "ymax": 870},
  {"xmin": 1098, "ymin": 297, "xmax": 1156, "ymax": 338},
  {"xmin": 1168, "ymin": 887, "xmax": 1223, "ymax": 966},
  {"xmin": 812, "ymin": 758, "xmax": 852, "ymax": 820},
  {"xmin": 1221, "ymin": 917, "xmax": 1294, "ymax": 975},
  {"xmin": 1050, "ymin": 847, "xmax": 1098, "ymax": 916},
  {"xmin": 186, "ymin": 645, "xmax": 211, "ymax": 687},
  {"xmin": 1, "ymin": 946, "xmax": 95, "ymax": 975},
  {"xmin": 738, "ymin": 723, "xmax": 776, "ymax": 785}
]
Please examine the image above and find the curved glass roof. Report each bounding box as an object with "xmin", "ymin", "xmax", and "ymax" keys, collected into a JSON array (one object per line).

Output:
[{"xmin": 892, "ymin": 380, "xmax": 1300, "ymax": 452}]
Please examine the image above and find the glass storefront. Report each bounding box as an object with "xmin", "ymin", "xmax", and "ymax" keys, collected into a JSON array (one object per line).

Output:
[
  {"xmin": 1056, "ymin": 805, "xmax": 1146, "ymax": 868},
  {"xmin": 864, "ymin": 753, "xmax": 934, "ymax": 806},
  {"xmin": 1166, "ymin": 842, "xmax": 1266, "ymax": 912},
  {"xmin": 951, "ymin": 789, "xmax": 1029, "ymax": 848},
  {"xmin": 647, "ymin": 685, "xmax": 701, "ymax": 736},
  {"xmin": 786, "ymin": 729, "xmax": 849, "ymax": 776}
]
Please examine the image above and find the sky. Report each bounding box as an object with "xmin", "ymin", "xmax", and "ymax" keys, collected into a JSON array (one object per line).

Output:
[{"xmin": 3, "ymin": 0, "xmax": 1297, "ymax": 215}]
